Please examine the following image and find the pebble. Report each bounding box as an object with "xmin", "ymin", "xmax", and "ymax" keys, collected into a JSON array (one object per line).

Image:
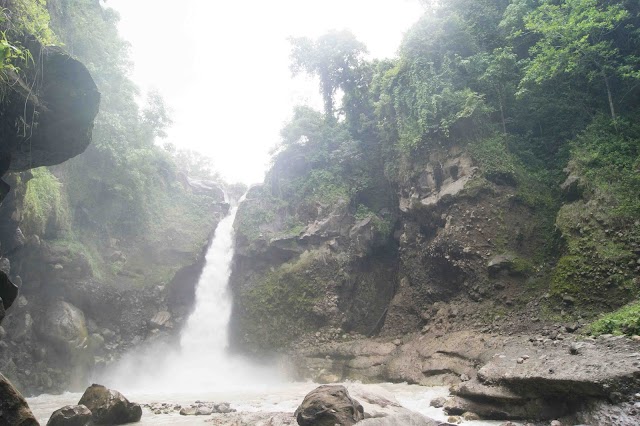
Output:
[
  {"xmin": 462, "ymin": 412, "xmax": 480, "ymax": 421},
  {"xmin": 429, "ymin": 396, "xmax": 447, "ymax": 408},
  {"xmin": 517, "ymin": 357, "xmax": 524, "ymax": 364}
]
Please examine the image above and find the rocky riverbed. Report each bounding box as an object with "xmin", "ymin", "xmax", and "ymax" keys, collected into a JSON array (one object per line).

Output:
[
  {"xmin": 290, "ymin": 329, "xmax": 640, "ymax": 424},
  {"xmin": 27, "ymin": 382, "xmax": 504, "ymax": 425}
]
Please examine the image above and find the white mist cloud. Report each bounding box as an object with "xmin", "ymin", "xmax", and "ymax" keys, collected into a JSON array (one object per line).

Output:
[{"xmin": 107, "ymin": 0, "xmax": 423, "ymax": 184}]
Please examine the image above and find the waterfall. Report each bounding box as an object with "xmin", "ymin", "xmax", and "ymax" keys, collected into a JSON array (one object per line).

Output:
[
  {"xmin": 179, "ymin": 206, "xmax": 237, "ymax": 362},
  {"xmin": 105, "ymin": 204, "xmax": 280, "ymax": 393}
]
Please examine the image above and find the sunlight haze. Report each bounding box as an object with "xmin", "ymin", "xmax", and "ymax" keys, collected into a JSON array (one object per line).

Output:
[{"xmin": 107, "ymin": 0, "xmax": 423, "ymax": 184}]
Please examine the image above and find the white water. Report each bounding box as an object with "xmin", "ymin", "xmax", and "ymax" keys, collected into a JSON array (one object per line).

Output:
[
  {"xmin": 26, "ymin": 206, "xmax": 509, "ymax": 425},
  {"xmin": 28, "ymin": 383, "xmax": 510, "ymax": 425},
  {"xmin": 98, "ymin": 205, "xmax": 282, "ymax": 393}
]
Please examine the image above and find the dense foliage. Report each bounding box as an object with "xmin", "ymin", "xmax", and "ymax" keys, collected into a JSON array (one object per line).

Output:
[
  {"xmin": 266, "ymin": 0, "xmax": 640, "ymax": 331},
  {"xmin": 1, "ymin": 0, "xmax": 226, "ymax": 286}
]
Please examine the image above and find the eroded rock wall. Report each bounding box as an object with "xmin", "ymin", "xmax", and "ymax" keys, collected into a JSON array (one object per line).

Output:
[
  {"xmin": 228, "ymin": 142, "xmax": 553, "ymax": 355},
  {"xmin": 0, "ymin": 177, "xmax": 227, "ymax": 394}
]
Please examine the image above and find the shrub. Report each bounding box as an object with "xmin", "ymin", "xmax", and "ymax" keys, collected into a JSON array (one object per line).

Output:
[{"xmin": 22, "ymin": 167, "xmax": 69, "ymax": 235}]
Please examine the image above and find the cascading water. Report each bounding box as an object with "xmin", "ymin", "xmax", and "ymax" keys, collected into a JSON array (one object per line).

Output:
[
  {"xmin": 176, "ymin": 206, "xmax": 237, "ymax": 374},
  {"xmin": 28, "ymin": 203, "xmax": 496, "ymax": 426},
  {"xmin": 103, "ymin": 203, "xmax": 281, "ymax": 393}
]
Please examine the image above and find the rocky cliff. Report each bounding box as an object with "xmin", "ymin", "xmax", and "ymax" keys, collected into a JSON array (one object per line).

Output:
[
  {"xmin": 0, "ymin": 171, "xmax": 228, "ymax": 394},
  {"xmin": 0, "ymin": 0, "xmax": 231, "ymax": 396},
  {"xmin": 227, "ymin": 117, "xmax": 640, "ymax": 422},
  {"xmin": 228, "ymin": 138, "xmax": 557, "ymax": 354}
]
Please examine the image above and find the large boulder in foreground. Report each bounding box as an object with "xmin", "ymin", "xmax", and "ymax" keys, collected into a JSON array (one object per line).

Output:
[
  {"xmin": 295, "ymin": 385, "xmax": 364, "ymax": 426},
  {"xmin": 46, "ymin": 405, "xmax": 92, "ymax": 426},
  {"xmin": 78, "ymin": 384, "xmax": 142, "ymax": 424},
  {"xmin": 0, "ymin": 373, "xmax": 39, "ymax": 426}
]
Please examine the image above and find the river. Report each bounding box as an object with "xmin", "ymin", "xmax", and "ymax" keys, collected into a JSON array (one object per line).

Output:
[{"xmin": 26, "ymin": 205, "xmax": 511, "ymax": 425}]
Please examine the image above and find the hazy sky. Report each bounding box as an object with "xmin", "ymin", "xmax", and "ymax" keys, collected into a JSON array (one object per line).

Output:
[{"xmin": 107, "ymin": 0, "xmax": 423, "ymax": 184}]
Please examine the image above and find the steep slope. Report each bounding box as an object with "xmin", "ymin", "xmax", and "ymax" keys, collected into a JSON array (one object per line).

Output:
[
  {"xmin": 229, "ymin": 0, "xmax": 640, "ymax": 359},
  {"xmin": 0, "ymin": 0, "xmax": 232, "ymax": 395}
]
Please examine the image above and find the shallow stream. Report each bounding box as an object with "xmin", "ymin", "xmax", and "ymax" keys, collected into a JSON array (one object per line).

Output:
[{"xmin": 28, "ymin": 382, "xmax": 509, "ymax": 425}]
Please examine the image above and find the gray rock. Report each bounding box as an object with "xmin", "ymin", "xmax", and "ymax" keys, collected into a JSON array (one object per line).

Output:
[
  {"xmin": 295, "ymin": 385, "xmax": 364, "ymax": 426},
  {"xmin": 0, "ymin": 373, "xmax": 39, "ymax": 426},
  {"xmin": 358, "ymin": 412, "xmax": 445, "ymax": 425},
  {"xmin": 3, "ymin": 44, "xmax": 100, "ymax": 172},
  {"xmin": 0, "ymin": 257, "xmax": 9, "ymax": 274},
  {"xmin": 196, "ymin": 406, "xmax": 213, "ymax": 415},
  {"xmin": 78, "ymin": 384, "xmax": 142, "ymax": 424},
  {"xmin": 560, "ymin": 175, "xmax": 583, "ymax": 201},
  {"xmin": 186, "ymin": 178, "xmax": 225, "ymax": 200},
  {"xmin": 149, "ymin": 311, "xmax": 171, "ymax": 328},
  {"xmin": 429, "ymin": 396, "xmax": 447, "ymax": 408},
  {"xmin": 487, "ymin": 254, "xmax": 516, "ymax": 275},
  {"xmin": 216, "ymin": 402, "xmax": 234, "ymax": 414},
  {"xmin": 46, "ymin": 405, "xmax": 92, "ymax": 426},
  {"xmin": 179, "ymin": 407, "xmax": 197, "ymax": 416},
  {"xmin": 37, "ymin": 301, "xmax": 88, "ymax": 357}
]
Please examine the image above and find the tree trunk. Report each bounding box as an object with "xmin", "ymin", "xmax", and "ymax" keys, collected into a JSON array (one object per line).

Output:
[
  {"xmin": 499, "ymin": 98, "xmax": 507, "ymax": 136},
  {"xmin": 601, "ymin": 68, "xmax": 617, "ymax": 123}
]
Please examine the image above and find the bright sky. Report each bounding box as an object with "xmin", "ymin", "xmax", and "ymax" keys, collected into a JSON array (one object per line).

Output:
[{"xmin": 107, "ymin": 0, "xmax": 423, "ymax": 184}]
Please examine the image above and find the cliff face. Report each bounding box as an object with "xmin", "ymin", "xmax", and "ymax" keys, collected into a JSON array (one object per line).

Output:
[
  {"xmin": 0, "ymin": 37, "xmax": 100, "ymax": 325},
  {"xmin": 229, "ymin": 113, "xmax": 639, "ymax": 360},
  {"xmin": 0, "ymin": 171, "xmax": 227, "ymax": 394},
  {"xmin": 228, "ymin": 138, "xmax": 555, "ymax": 354}
]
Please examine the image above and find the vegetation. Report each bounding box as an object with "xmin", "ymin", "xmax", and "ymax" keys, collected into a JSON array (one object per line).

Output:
[
  {"xmin": 0, "ymin": 0, "xmax": 227, "ymax": 291},
  {"xmin": 590, "ymin": 301, "xmax": 640, "ymax": 336},
  {"xmin": 238, "ymin": 250, "xmax": 335, "ymax": 349},
  {"xmin": 3, "ymin": 0, "xmax": 639, "ymax": 331},
  {"xmin": 250, "ymin": 0, "xmax": 640, "ymax": 326},
  {"xmin": 22, "ymin": 167, "xmax": 68, "ymax": 236}
]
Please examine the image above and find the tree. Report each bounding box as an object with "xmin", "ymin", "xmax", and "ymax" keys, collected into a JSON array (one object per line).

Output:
[
  {"xmin": 522, "ymin": 0, "xmax": 636, "ymax": 122},
  {"xmin": 476, "ymin": 48, "xmax": 519, "ymax": 135},
  {"xmin": 141, "ymin": 89, "xmax": 172, "ymax": 140},
  {"xmin": 289, "ymin": 30, "xmax": 367, "ymax": 120}
]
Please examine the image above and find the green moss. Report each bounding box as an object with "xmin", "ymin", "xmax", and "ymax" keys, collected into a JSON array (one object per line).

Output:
[
  {"xmin": 238, "ymin": 250, "xmax": 337, "ymax": 349},
  {"xmin": 235, "ymin": 197, "xmax": 278, "ymax": 241},
  {"xmin": 590, "ymin": 301, "xmax": 640, "ymax": 336},
  {"xmin": 551, "ymin": 254, "xmax": 636, "ymax": 306},
  {"xmin": 468, "ymin": 135, "xmax": 517, "ymax": 185},
  {"xmin": 291, "ymin": 169, "xmax": 350, "ymax": 205},
  {"xmin": 22, "ymin": 167, "xmax": 69, "ymax": 235},
  {"xmin": 355, "ymin": 204, "xmax": 393, "ymax": 238},
  {"xmin": 570, "ymin": 117, "xmax": 640, "ymax": 220},
  {"xmin": 49, "ymin": 235, "xmax": 104, "ymax": 280},
  {"xmin": 511, "ymin": 257, "xmax": 534, "ymax": 275},
  {"xmin": 459, "ymin": 176, "xmax": 494, "ymax": 199}
]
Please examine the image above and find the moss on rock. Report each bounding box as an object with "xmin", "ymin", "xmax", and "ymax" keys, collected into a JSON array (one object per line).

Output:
[{"xmin": 235, "ymin": 249, "xmax": 341, "ymax": 350}]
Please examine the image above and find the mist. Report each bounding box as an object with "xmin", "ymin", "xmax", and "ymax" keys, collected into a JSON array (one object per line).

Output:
[{"xmin": 107, "ymin": 0, "xmax": 423, "ymax": 184}]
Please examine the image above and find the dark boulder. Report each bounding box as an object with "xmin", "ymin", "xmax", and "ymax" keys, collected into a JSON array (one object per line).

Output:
[
  {"xmin": 0, "ymin": 373, "xmax": 39, "ymax": 425},
  {"xmin": 46, "ymin": 405, "xmax": 92, "ymax": 426},
  {"xmin": 0, "ymin": 270, "xmax": 18, "ymax": 324},
  {"xmin": 1, "ymin": 45, "xmax": 100, "ymax": 173},
  {"xmin": 78, "ymin": 384, "xmax": 142, "ymax": 424},
  {"xmin": 295, "ymin": 385, "xmax": 364, "ymax": 426}
]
